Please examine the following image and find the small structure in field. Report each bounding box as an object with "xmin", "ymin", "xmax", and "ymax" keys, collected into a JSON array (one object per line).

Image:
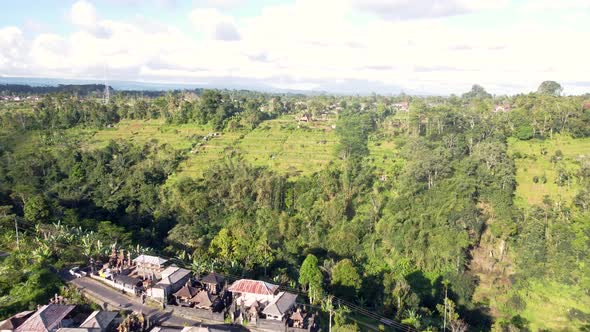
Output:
[
  {"xmin": 493, "ymin": 103, "xmax": 512, "ymax": 113},
  {"xmin": 298, "ymin": 113, "xmax": 312, "ymax": 123},
  {"xmin": 393, "ymin": 101, "xmax": 409, "ymax": 112}
]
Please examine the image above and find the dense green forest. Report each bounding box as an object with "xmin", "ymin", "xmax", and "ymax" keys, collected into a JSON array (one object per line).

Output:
[{"xmin": 1, "ymin": 82, "xmax": 590, "ymax": 331}]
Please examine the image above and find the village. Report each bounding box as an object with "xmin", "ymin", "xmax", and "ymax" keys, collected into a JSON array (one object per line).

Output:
[{"xmin": 0, "ymin": 247, "xmax": 319, "ymax": 332}]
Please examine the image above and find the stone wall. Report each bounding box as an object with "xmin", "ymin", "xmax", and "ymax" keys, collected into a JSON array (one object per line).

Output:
[
  {"xmin": 168, "ymin": 305, "xmax": 225, "ymax": 323},
  {"xmin": 256, "ymin": 318, "xmax": 286, "ymax": 332}
]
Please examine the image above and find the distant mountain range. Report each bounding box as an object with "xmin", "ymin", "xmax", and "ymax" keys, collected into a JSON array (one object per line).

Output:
[
  {"xmin": 0, "ymin": 76, "xmax": 329, "ymax": 95},
  {"xmin": 0, "ymin": 76, "xmax": 406, "ymax": 96}
]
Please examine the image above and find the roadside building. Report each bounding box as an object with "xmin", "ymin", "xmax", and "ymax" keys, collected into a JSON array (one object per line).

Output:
[
  {"xmin": 113, "ymin": 274, "xmax": 143, "ymax": 294},
  {"xmin": 79, "ymin": 311, "xmax": 117, "ymax": 332},
  {"xmin": 227, "ymin": 279, "xmax": 279, "ymax": 306},
  {"xmin": 133, "ymin": 255, "xmax": 168, "ymax": 280},
  {"xmin": 148, "ymin": 266, "xmax": 192, "ymax": 303},
  {"xmin": 200, "ymin": 273, "xmax": 225, "ymax": 295},
  {"xmin": 261, "ymin": 291, "xmax": 298, "ymax": 321},
  {"xmin": 0, "ymin": 310, "xmax": 34, "ymax": 332},
  {"xmin": 16, "ymin": 304, "xmax": 75, "ymax": 332},
  {"xmin": 173, "ymin": 283, "xmax": 200, "ymax": 305}
]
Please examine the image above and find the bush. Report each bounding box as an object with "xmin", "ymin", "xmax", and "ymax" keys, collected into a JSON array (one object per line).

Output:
[
  {"xmin": 506, "ymin": 294, "xmax": 526, "ymax": 312},
  {"xmin": 515, "ymin": 125, "xmax": 533, "ymax": 140}
]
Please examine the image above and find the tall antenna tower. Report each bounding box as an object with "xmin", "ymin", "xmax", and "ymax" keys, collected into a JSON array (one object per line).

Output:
[{"xmin": 103, "ymin": 63, "xmax": 110, "ymax": 104}]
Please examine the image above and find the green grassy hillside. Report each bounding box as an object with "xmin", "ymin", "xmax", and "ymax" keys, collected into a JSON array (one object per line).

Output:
[
  {"xmin": 67, "ymin": 117, "xmax": 341, "ymax": 179},
  {"xmin": 509, "ymin": 135, "xmax": 590, "ymax": 207}
]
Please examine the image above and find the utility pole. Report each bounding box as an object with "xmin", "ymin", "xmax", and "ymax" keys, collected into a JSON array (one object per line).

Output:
[
  {"xmin": 14, "ymin": 217, "xmax": 19, "ymax": 250},
  {"xmin": 103, "ymin": 63, "xmax": 110, "ymax": 104}
]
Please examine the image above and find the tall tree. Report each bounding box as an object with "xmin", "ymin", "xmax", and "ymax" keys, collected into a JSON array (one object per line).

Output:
[
  {"xmin": 537, "ymin": 80, "xmax": 563, "ymax": 96},
  {"xmin": 299, "ymin": 254, "xmax": 324, "ymax": 304}
]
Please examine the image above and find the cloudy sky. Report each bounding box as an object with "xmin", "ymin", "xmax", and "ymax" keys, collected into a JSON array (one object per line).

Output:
[{"xmin": 0, "ymin": 0, "xmax": 589, "ymax": 95}]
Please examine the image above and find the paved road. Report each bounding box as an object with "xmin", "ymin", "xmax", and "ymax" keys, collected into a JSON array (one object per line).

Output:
[{"xmin": 70, "ymin": 277, "xmax": 199, "ymax": 327}]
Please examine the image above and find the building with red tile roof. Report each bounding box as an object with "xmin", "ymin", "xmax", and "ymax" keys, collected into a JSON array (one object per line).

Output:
[{"xmin": 227, "ymin": 279, "xmax": 280, "ymax": 305}]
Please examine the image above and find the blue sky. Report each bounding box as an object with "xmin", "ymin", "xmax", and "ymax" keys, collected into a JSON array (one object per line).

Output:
[{"xmin": 0, "ymin": 0, "xmax": 589, "ymax": 95}]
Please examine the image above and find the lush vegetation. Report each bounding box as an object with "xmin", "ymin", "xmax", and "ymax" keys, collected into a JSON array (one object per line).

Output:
[{"xmin": 1, "ymin": 82, "xmax": 590, "ymax": 331}]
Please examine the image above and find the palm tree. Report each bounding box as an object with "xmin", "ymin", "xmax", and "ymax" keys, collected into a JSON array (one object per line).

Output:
[{"xmin": 321, "ymin": 295, "xmax": 334, "ymax": 332}]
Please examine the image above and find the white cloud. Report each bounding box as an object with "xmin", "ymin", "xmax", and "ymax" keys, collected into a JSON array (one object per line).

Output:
[
  {"xmin": 71, "ymin": 0, "xmax": 98, "ymax": 29},
  {"xmin": 0, "ymin": 0, "xmax": 589, "ymax": 95},
  {"xmin": 193, "ymin": 0, "xmax": 244, "ymax": 9},
  {"xmin": 0, "ymin": 27, "xmax": 26, "ymax": 69},
  {"xmin": 353, "ymin": 0, "xmax": 509, "ymax": 20},
  {"xmin": 190, "ymin": 8, "xmax": 241, "ymax": 41}
]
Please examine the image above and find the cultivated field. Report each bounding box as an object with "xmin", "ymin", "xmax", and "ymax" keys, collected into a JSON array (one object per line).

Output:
[{"xmin": 73, "ymin": 116, "xmax": 341, "ymax": 179}]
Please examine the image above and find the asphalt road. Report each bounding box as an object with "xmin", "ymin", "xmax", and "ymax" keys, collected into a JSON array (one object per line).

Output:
[{"xmin": 69, "ymin": 276, "xmax": 199, "ymax": 327}]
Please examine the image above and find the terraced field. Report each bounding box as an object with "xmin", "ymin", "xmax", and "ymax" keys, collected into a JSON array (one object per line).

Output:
[
  {"xmin": 236, "ymin": 116, "xmax": 338, "ymax": 176},
  {"xmin": 368, "ymin": 136, "xmax": 400, "ymax": 176},
  {"xmin": 59, "ymin": 115, "xmax": 406, "ymax": 180},
  {"xmin": 74, "ymin": 116, "xmax": 339, "ymax": 179},
  {"xmin": 82, "ymin": 119, "xmax": 213, "ymax": 150}
]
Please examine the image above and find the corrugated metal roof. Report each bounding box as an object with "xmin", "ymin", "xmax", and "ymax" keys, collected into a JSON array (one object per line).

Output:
[
  {"xmin": 262, "ymin": 292, "xmax": 298, "ymax": 318},
  {"xmin": 80, "ymin": 311, "xmax": 117, "ymax": 329},
  {"xmin": 16, "ymin": 304, "xmax": 75, "ymax": 332},
  {"xmin": 157, "ymin": 267, "xmax": 191, "ymax": 286},
  {"xmin": 227, "ymin": 279, "xmax": 279, "ymax": 296},
  {"xmin": 133, "ymin": 254, "xmax": 168, "ymax": 266},
  {"xmin": 200, "ymin": 273, "xmax": 224, "ymax": 284},
  {"xmin": 0, "ymin": 310, "xmax": 34, "ymax": 330}
]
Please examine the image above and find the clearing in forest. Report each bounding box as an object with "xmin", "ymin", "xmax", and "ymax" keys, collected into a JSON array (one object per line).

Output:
[{"xmin": 508, "ymin": 135, "xmax": 590, "ymax": 207}]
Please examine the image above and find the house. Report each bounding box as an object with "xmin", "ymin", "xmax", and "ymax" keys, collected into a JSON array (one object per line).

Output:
[
  {"xmin": 247, "ymin": 302, "xmax": 260, "ymax": 322},
  {"xmin": 200, "ymin": 273, "xmax": 225, "ymax": 295},
  {"xmin": 261, "ymin": 292, "xmax": 298, "ymax": 321},
  {"xmin": 113, "ymin": 274, "xmax": 143, "ymax": 294},
  {"xmin": 173, "ymin": 283, "xmax": 200, "ymax": 305},
  {"xmin": 190, "ymin": 290, "xmax": 217, "ymax": 310},
  {"xmin": 228, "ymin": 279, "xmax": 279, "ymax": 306},
  {"xmin": 289, "ymin": 309, "xmax": 305, "ymax": 328},
  {"xmin": 148, "ymin": 266, "xmax": 192, "ymax": 302},
  {"xmin": 16, "ymin": 304, "xmax": 75, "ymax": 332},
  {"xmin": 0, "ymin": 310, "xmax": 34, "ymax": 331},
  {"xmin": 133, "ymin": 255, "xmax": 168, "ymax": 280},
  {"xmin": 493, "ymin": 103, "xmax": 512, "ymax": 113},
  {"xmin": 393, "ymin": 101, "xmax": 409, "ymax": 112},
  {"xmin": 79, "ymin": 311, "xmax": 117, "ymax": 332}
]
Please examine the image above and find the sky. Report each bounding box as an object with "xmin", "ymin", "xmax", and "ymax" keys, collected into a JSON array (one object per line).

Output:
[{"xmin": 0, "ymin": 0, "xmax": 589, "ymax": 95}]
